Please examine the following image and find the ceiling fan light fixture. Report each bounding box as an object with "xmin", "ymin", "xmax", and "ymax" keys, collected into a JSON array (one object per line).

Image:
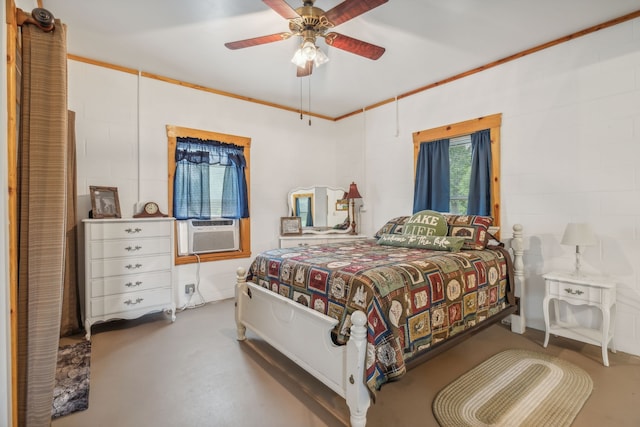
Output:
[
  {"xmin": 225, "ymin": 0, "xmax": 388, "ymax": 77},
  {"xmin": 313, "ymin": 47, "xmax": 329, "ymax": 67},
  {"xmin": 291, "ymin": 40, "xmax": 329, "ymax": 69},
  {"xmin": 291, "ymin": 48, "xmax": 308, "ymax": 67},
  {"xmin": 301, "ymin": 40, "xmax": 317, "ymax": 61}
]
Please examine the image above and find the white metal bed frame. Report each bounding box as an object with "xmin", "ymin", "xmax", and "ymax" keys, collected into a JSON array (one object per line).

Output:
[{"xmin": 235, "ymin": 224, "xmax": 525, "ymax": 427}]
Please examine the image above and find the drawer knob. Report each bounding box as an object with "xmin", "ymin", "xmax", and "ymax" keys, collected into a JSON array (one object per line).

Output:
[
  {"xmin": 125, "ymin": 227, "xmax": 142, "ymax": 234},
  {"xmin": 125, "ymin": 263, "xmax": 143, "ymax": 270},
  {"xmin": 124, "ymin": 297, "xmax": 144, "ymax": 306},
  {"xmin": 125, "ymin": 281, "xmax": 143, "ymax": 288},
  {"xmin": 564, "ymin": 288, "xmax": 584, "ymax": 296},
  {"xmin": 125, "ymin": 245, "xmax": 142, "ymax": 252}
]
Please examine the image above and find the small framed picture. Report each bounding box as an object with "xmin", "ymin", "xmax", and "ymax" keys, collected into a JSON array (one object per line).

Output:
[
  {"xmin": 335, "ymin": 199, "xmax": 349, "ymax": 211},
  {"xmin": 90, "ymin": 186, "xmax": 121, "ymax": 219},
  {"xmin": 280, "ymin": 216, "xmax": 302, "ymax": 236}
]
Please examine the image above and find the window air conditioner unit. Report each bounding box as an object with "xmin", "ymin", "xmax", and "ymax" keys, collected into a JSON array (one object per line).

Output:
[{"xmin": 177, "ymin": 219, "xmax": 239, "ymax": 255}]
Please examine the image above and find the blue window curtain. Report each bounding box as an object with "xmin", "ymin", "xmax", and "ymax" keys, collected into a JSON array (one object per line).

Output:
[
  {"xmin": 467, "ymin": 129, "xmax": 492, "ymax": 216},
  {"xmin": 174, "ymin": 137, "xmax": 249, "ymax": 220},
  {"xmin": 413, "ymin": 138, "xmax": 450, "ymax": 213}
]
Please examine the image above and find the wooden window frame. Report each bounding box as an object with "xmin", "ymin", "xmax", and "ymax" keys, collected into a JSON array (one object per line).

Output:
[
  {"xmin": 412, "ymin": 113, "xmax": 502, "ymax": 233},
  {"xmin": 167, "ymin": 125, "xmax": 251, "ymax": 265}
]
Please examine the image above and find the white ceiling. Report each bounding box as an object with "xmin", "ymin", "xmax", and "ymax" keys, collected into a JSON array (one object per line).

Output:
[{"xmin": 24, "ymin": 0, "xmax": 640, "ymax": 118}]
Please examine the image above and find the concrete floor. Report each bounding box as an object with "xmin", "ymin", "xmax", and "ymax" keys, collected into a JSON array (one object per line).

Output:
[{"xmin": 53, "ymin": 299, "xmax": 640, "ymax": 427}]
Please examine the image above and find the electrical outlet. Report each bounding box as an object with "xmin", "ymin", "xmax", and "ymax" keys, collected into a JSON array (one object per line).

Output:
[{"xmin": 185, "ymin": 284, "xmax": 195, "ymax": 295}]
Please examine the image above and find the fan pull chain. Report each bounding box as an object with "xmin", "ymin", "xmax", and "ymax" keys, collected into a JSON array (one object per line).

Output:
[
  {"xmin": 308, "ymin": 77, "xmax": 312, "ymax": 126},
  {"xmin": 299, "ymin": 78, "xmax": 303, "ymax": 120},
  {"xmin": 395, "ymin": 96, "xmax": 400, "ymax": 137}
]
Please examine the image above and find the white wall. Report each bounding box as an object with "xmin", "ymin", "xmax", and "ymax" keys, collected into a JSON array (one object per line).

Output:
[
  {"xmin": 351, "ymin": 18, "xmax": 640, "ymax": 356},
  {"xmin": 68, "ymin": 61, "xmax": 359, "ymax": 308}
]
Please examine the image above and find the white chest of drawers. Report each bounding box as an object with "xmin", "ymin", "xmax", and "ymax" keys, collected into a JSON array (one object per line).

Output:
[
  {"xmin": 279, "ymin": 234, "xmax": 369, "ymax": 248},
  {"xmin": 83, "ymin": 218, "xmax": 176, "ymax": 339}
]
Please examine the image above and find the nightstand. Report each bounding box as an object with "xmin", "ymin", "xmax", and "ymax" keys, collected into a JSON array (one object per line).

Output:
[{"xmin": 542, "ymin": 271, "xmax": 616, "ymax": 366}]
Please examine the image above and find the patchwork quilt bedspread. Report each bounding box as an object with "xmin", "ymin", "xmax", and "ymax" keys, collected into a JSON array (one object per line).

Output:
[{"xmin": 247, "ymin": 239, "xmax": 512, "ymax": 393}]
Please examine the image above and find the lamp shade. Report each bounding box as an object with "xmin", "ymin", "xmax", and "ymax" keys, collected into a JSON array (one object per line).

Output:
[
  {"xmin": 291, "ymin": 39, "xmax": 329, "ymax": 68},
  {"xmin": 346, "ymin": 182, "xmax": 362, "ymax": 199},
  {"xmin": 561, "ymin": 223, "xmax": 597, "ymax": 246},
  {"xmin": 301, "ymin": 40, "xmax": 317, "ymax": 60},
  {"xmin": 312, "ymin": 47, "xmax": 329, "ymax": 67},
  {"xmin": 291, "ymin": 49, "xmax": 307, "ymax": 67}
]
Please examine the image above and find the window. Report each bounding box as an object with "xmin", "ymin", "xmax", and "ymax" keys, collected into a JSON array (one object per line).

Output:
[
  {"xmin": 413, "ymin": 113, "xmax": 502, "ymax": 228},
  {"xmin": 292, "ymin": 193, "xmax": 314, "ymax": 227},
  {"xmin": 173, "ymin": 138, "xmax": 248, "ymax": 220},
  {"xmin": 167, "ymin": 125, "xmax": 251, "ymax": 264},
  {"xmin": 449, "ymin": 135, "xmax": 472, "ymax": 214}
]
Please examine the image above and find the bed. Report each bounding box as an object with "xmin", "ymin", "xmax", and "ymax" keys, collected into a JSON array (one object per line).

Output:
[{"xmin": 235, "ymin": 215, "xmax": 525, "ymax": 427}]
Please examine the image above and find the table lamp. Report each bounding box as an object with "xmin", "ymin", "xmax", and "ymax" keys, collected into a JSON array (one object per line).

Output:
[
  {"xmin": 346, "ymin": 182, "xmax": 362, "ymax": 235},
  {"xmin": 561, "ymin": 223, "xmax": 597, "ymax": 276}
]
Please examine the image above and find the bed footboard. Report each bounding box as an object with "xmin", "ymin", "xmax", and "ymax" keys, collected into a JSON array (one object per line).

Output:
[
  {"xmin": 509, "ymin": 224, "xmax": 526, "ymax": 334},
  {"xmin": 235, "ymin": 268, "xmax": 370, "ymax": 426}
]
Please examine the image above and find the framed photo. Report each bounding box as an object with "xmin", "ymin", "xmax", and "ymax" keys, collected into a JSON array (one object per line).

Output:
[
  {"xmin": 90, "ymin": 186, "xmax": 121, "ymax": 219},
  {"xmin": 280, "ymin": 216, "xmax": 302, "ymax": 236},
  {"xmin": 335, "ymin": 199, "xmax": 349, "ymax": 211}
]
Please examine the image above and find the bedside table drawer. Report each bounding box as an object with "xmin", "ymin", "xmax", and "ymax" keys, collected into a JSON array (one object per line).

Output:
[{"xmin": 546, "ymin": 280, "xmax": 600, "ymax": 304}]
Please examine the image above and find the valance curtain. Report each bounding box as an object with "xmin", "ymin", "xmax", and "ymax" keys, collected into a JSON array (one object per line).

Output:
[
  {"xmin": 173, "ymin": 137, "xmax": 249, "ymax": 220},
  {"xmin": 412, "ymin": 138, "xmax": 450, "ymax": 213},
  {"xmin": 467, "ymin": 129, "xmax": 492, "ymax": 216}
]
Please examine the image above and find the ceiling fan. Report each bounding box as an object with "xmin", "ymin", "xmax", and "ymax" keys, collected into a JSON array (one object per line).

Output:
[{"xmin": 224, "ymin": 0, "xmax": 388, "ymax": 77}]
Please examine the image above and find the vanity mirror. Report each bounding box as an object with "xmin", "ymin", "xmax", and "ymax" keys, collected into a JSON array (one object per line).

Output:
[{"xmin": 288, "ymin": 186, "xmax": 351, "ymax": 234}]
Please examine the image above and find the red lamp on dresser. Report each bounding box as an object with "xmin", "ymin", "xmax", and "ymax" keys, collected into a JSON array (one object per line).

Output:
[{"xmin": 346, "ymin": 182, "xmax": 362, "ymax": 235}]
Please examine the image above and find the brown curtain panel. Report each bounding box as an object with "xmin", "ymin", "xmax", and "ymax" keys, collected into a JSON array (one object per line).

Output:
[
  {"xmin": 60, "ymin": 110, "xmax": 80, "ymax": 337},
  {"xmin": 17, "ymin": 20, "xmax": 68, "ymax": 426}
]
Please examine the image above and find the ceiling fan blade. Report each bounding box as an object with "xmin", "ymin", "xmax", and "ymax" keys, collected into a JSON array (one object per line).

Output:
[
  {"xmin": 225, "ymin": 32, "xmax": 292, "ymax": 50},
  {"xmin": 324, "ymin": 0, "xmax": 388, "ymax": 26},
  {"xmin": 263, "ymin": 0, "xmax": 299, "ymax": 20},
  {"xmin": 296, "ymin": 61, "xmax": 313, "ymax": 77},
  {"xmin": 324, "ymin": 33, "xmax": 385, "ymax": 60}
]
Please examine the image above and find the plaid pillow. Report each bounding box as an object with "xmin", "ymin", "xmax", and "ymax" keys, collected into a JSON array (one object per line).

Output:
[
  {"xmin": 444, "ymin": 214, "xmax": 494, "ymax": 250},
  {"xmin": 373, "ymin": 216, "xmax": 410, "ymax": 238}
]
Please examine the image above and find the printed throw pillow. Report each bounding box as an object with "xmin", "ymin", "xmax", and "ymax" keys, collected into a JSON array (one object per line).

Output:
[
  {"xmin": 373, "ymin": 216, "xmax": 410, "ymax": 238},
  {"xmin": 444, "ymin": 214, "xmax": 494, "ymax": 250},
  {"xmin": 402, "ymin": 210, "xmax": 449, "ymax": 237},
  {"xmin": 377, "ymin": 233, "xmax": 465, "ymax": 252}
]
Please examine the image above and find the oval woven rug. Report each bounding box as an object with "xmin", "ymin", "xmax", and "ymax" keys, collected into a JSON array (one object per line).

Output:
[{"xmin": 433, "ymin": 349, "xmax": 593, "ymax": 427}]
